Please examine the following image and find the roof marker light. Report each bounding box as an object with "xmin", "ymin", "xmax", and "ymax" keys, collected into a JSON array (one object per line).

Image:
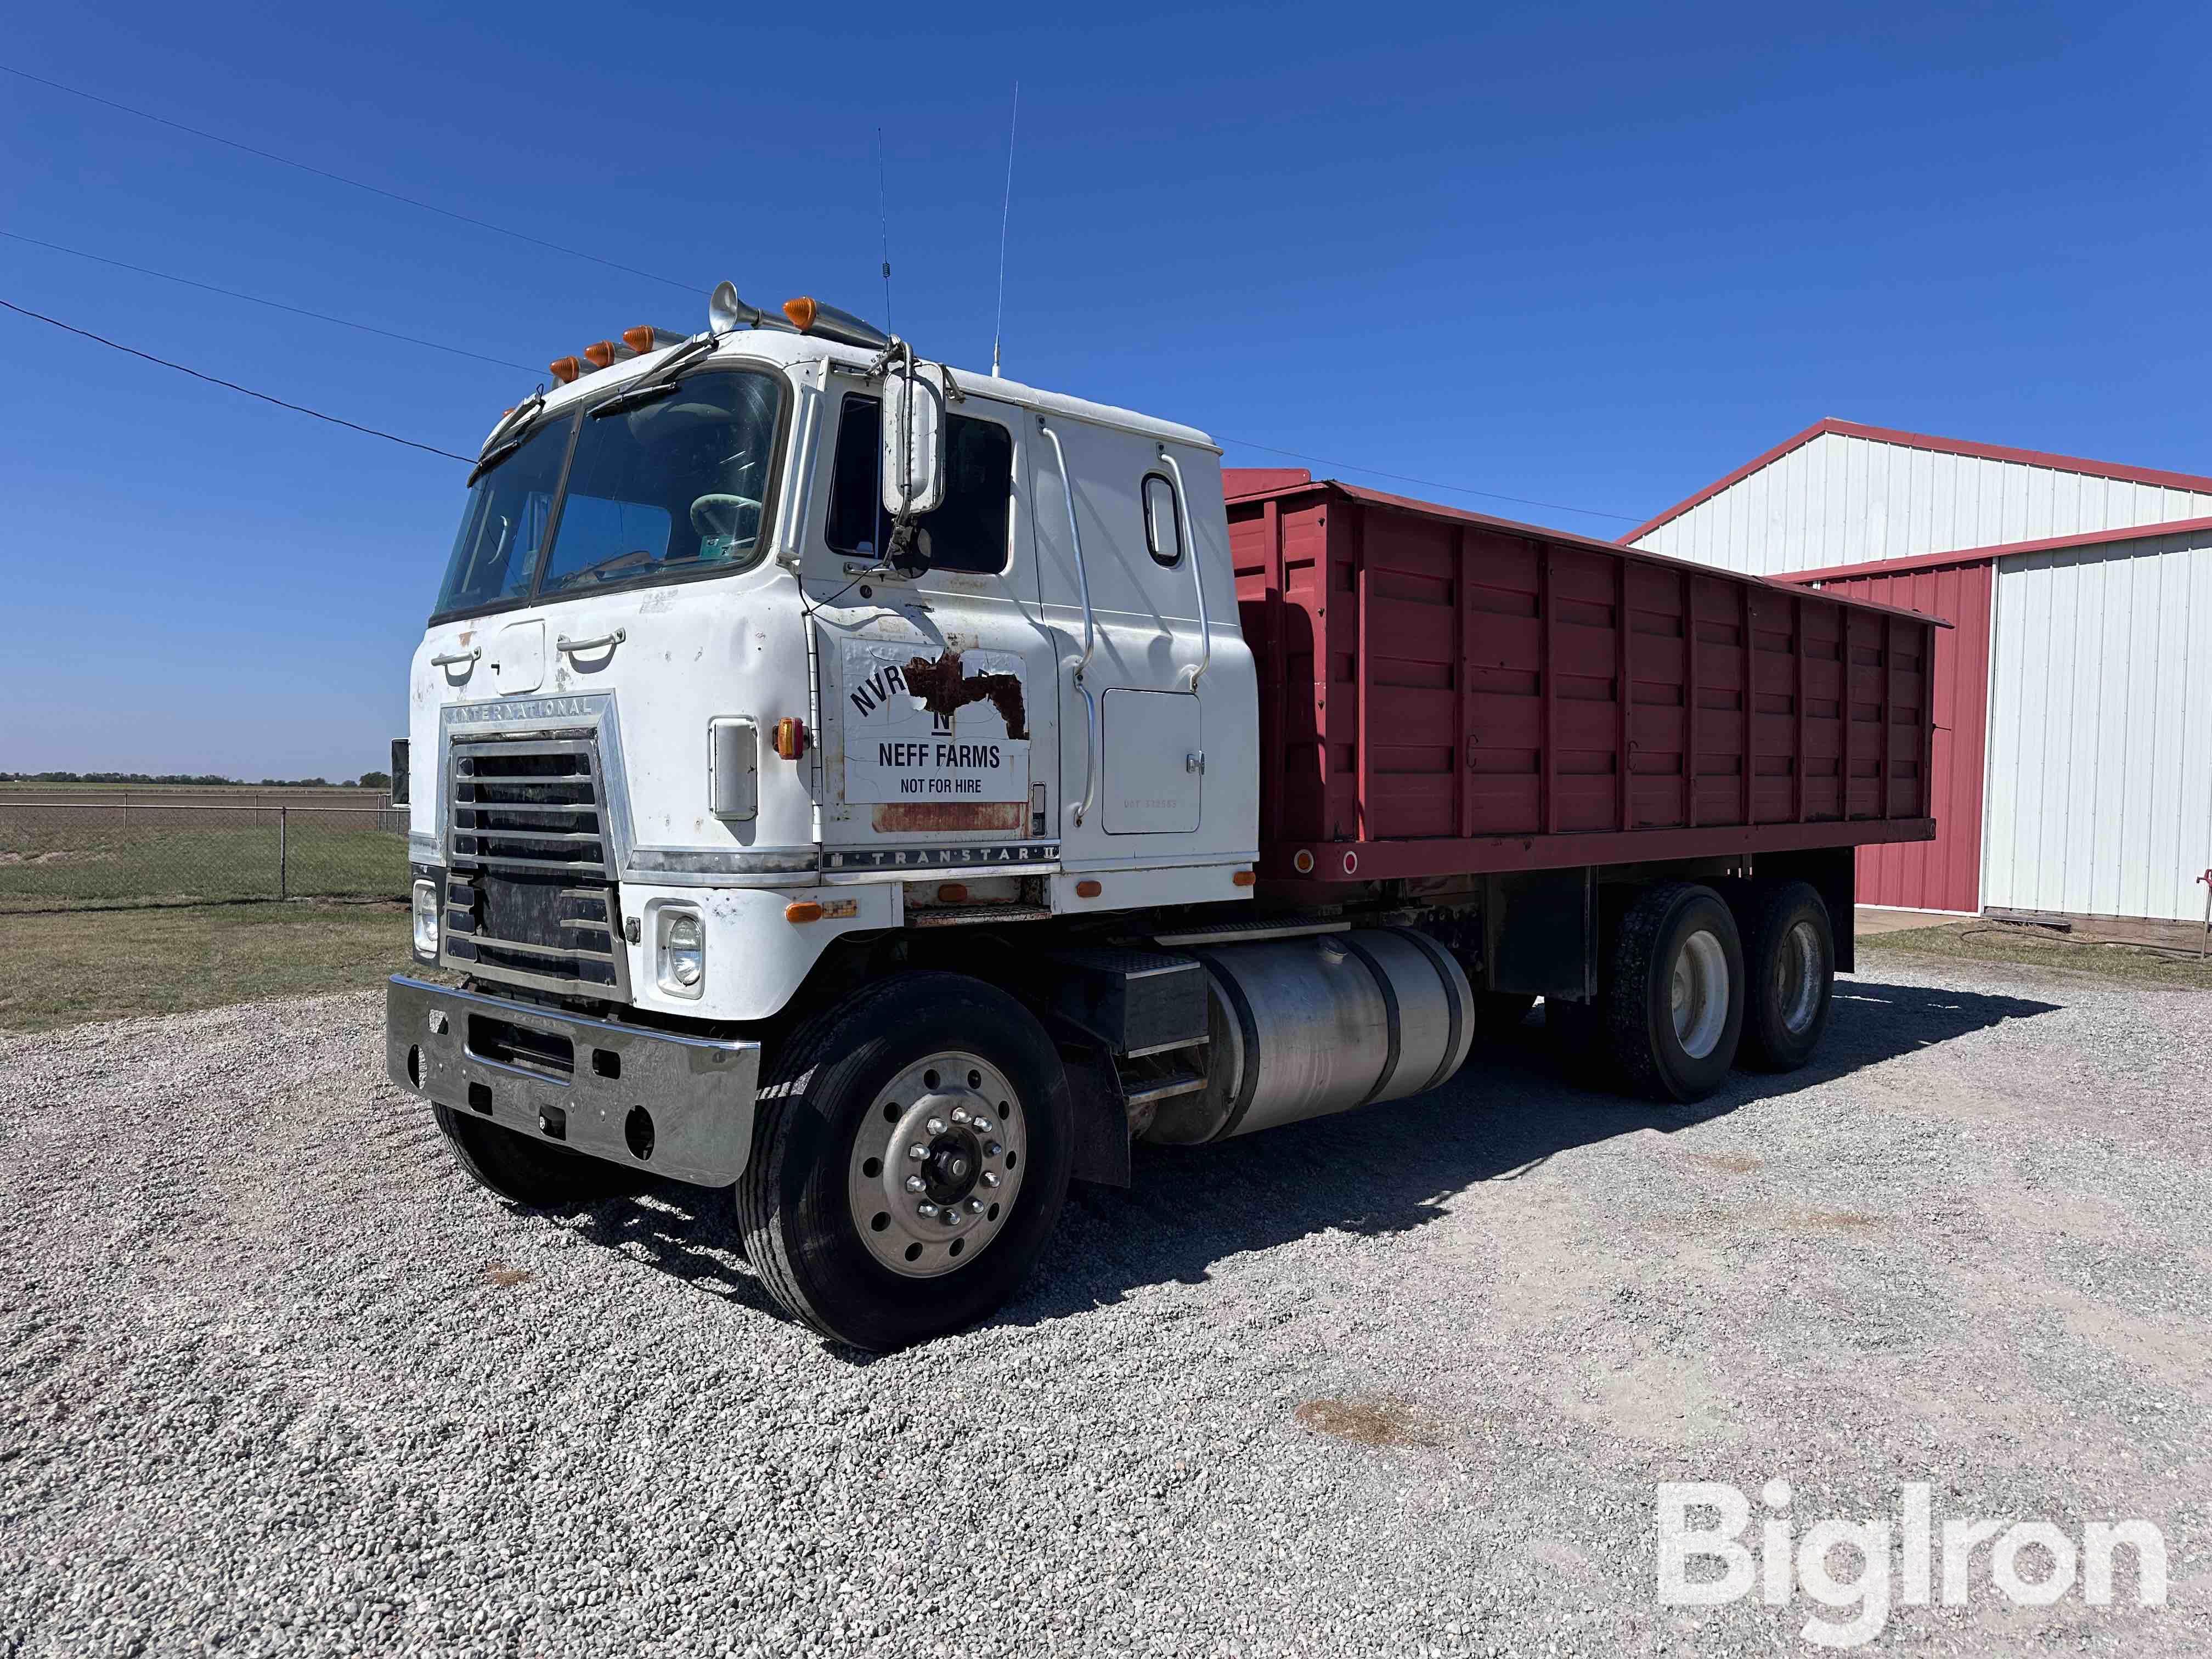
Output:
[
  {"xmin": 548, "ymin": 357, "xmax": 583, "ymax": 385},
  {"xmin": 780, "ymin": 296, "xmax": 892, "ymax": 352},
  {"xmin": 622, "ymin": 325, "xmax": 689, "ymax": 354},
  {"xmin": 582, "ymin": 339, "xmax": 637, "ymax": 370}
]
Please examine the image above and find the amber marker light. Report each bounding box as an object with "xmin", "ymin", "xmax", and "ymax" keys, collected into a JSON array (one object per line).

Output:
[
  {"xmin": 1232, "ymin": 870, "xmax": 1257, "ymax": 887},
  {"xmin": 773, "ymin": 717, "xmax": 809, "ymax": 761},
  {"xmin": 1074, "ymin": 879, "xmax": 1102, "ymax": 899},
  {"xmin": 782, "ymin": 296, "xmax": 819, "ymax": 331},
  {"xmin": 937, "ymin": 883, "xmax": 970, "ymax": 904},
  {"xmin": 622, "ymin": 325, "xmax": 688, "ymax": 354},
  {"xmin": 785, "ymin": 901, "xmax": 825, "ymax": 924},
  {"xmin": 582, "ymin": 339, "xmax": 637, "ymax": 370},
  {"xmin": 548, "ymin": 357, "xmax": 583, "ymax": 385}
]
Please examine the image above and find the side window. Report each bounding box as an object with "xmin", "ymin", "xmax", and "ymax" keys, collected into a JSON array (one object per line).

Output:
[
  {"xmin": 1142, "ymin": 472, "xmax": 1183, "ymax": 568},
  {"xmin": 825, "ymin": 395, "xmax": 1014, "ymax": 575}
]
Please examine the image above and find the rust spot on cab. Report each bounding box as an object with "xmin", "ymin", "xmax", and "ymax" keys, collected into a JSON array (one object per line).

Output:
[
  {"xmin": 901, "ymin": 648, "xmax": 1027, "ymax": 741},
  {"xmin": 873, "ymin": 802, "xmax": 1026, "ymax": 833}
]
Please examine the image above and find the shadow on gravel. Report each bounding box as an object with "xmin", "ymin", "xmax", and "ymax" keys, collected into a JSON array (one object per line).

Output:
[
  {"xmin": 549, "ymin": 977, "xmax": 2059, "ymax": 1346},
  {"xmin": 1002, "ymin": 977, "xmax": 2061, "ymax": 1334}
]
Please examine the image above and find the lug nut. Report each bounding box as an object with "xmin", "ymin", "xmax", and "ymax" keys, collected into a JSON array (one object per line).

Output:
[
  {"xmin": 985, "ymin": 1141, "xmax": 1002, "ymax": 1158},
  {"xmin": 926, "ymin": 1117, "xmax": 947, "ymax": 1136},
  {"xmin": 951, "ymin": 1107, "xmax": 972, "ymax": 1124},
  {"xmin": 905, "ymin": 1175, "xmax": 926, "ymax": 1193},
  {"xmin": 972, "ymin": 1115, "xmax": 994, "ymax": 1133},
  {"xmin": 982, "ymin": 1171, "xmax": 1001, "ymax": 1188},
  {"xmin": 907, "ymin": 1143, "xmax": 928, "ymax": 1161},
  {"xmin": 916, "ymin": 1201, "xmax": 939, "ymax": 1217},
  {"xmin": 942, "ymin": 1208, "xmax": 962, "ymax": 1224},
  {"xmin": 967, "ymin": 1199, "xmax": 984, "ymax": 1213}
]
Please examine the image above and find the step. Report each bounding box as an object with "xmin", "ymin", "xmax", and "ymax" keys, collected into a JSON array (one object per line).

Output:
[
  {"xmin": 906, "ymin": 904, "xmax": 1055, "ymax": 929},
  {"xmin": 1120, "ymin": 1069, "xmax": 1209, "ymax": 1107}
]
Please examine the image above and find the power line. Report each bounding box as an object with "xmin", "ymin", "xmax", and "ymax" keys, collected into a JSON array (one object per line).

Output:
[
  {"xmin": 1214, "ymin": 435, "xmax": 1640, "ymax": 523},
  {"xmin": 0, "ymin": 61, "xmax": 697, "ymax": 296},
  {"xmin": 3, "ymin": 61, "xmax": 1642, "ymax": 526},
  {"xmin": 1, "ymin": 230, "xmax": 538, "ymax": 373},
  {"xmin": 0, "ymin": 297, "xmax": 472, "ymax": 462}
]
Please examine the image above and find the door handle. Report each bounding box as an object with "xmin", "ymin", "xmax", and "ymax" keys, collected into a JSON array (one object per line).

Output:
[
  {"xmin": 431, "ymin": 647, "xmax": 479, "ymax": 668},
  {"xmin": 555, "ymin": 628, "xmax": 627, "ymax": 656}
]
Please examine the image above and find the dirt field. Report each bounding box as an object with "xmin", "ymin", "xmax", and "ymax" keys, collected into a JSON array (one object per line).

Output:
[{"xmin": 2, "ymin": 944, "xmax": 2204, "ymax": 1656}]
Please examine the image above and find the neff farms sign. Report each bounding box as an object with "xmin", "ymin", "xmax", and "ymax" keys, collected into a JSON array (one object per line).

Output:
[{"xmin": 842, "ymin": 642, "xmax": 1030, "ymax": 805}]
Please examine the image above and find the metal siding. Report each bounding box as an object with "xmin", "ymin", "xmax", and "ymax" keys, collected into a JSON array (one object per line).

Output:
[
  {"xmin": 1635, "ymin": 432, "xmax": 2212, "ymax": 575},
  {"xmin": 1799, "ymin": 561, "xmax": 1993, "ymax": 912},
  {"xmin": 1982, "ymin": 527, "xmax": 2212, "ymax": 922}
]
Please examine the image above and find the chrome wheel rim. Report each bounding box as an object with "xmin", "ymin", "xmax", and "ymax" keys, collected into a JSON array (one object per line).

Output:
[
  {"xmin": 847, "ymin": 1050, "xmax": 1027, "ymax": 1279},
  {"xmin": 1671, "ymin": 928, "xmax": 1730, "ymax": 1060},
  {"xmin": 1775, "ymin": 919, "xmax": 1822, "ymax": 1035}
]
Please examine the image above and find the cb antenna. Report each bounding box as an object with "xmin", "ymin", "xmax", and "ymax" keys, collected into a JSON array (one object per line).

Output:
[
  {"xmin": 991, "ymin": 81, "xmax": 1019, "ymax": 379},
  {"xmin": 876, "ymin": 126, "xmax": 891, "ymax": 335}
]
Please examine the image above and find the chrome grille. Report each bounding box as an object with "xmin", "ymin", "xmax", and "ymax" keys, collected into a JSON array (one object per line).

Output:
[{"xmin": 442, "ymin": 737, "xmax": 628, "ymax": 997}]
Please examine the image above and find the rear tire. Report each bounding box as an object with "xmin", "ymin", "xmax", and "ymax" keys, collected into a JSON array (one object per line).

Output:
[
  {"xmin": 735, "ymin": 972, "xmax": 1074, "ymax": 1352},
  {"xmin": 1736, "ymin": 880, "xmax": 1835, "ymax": 1071},
  {"xmin": 1606, "ymin": 883, "xmax": 1745, "ymax": 1103},
  {"xmin": 435, "ymin": 1107, "xmax": 652, "ymax": 1206}
]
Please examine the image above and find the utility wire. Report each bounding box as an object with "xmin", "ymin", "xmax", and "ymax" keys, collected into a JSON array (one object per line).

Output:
[
  {"xmin": 0, "ymin": 297, "xmax": 472, "ymax": 462},
  {"xmin": 0, "ymin": 61, "xmax": 697, "ymax": 296},
  {"xmin": 1214, "ymin": 434, "xmax": 1640, "ymax": 523},
  {"xmin": 3, "ymin": 61, "xmax": 1644, "ymax": 526},
  {"xmin": 1, "ymin": 230, "xmax": 538, "ymax": 373}
]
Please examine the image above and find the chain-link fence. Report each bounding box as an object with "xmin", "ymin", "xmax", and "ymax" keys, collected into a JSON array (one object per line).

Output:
[{"xmin": 0, "ymin": 799, "xmax": 410, "ymax": 913}]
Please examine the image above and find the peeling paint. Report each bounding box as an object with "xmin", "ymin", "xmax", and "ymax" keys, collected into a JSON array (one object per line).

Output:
[
  {"xmin": 873, "ymin": 801, "xmax": 1027, "ymax": 833},
  {"xmin": 901, "ymin": 648, "xmax": 1028, "ymax": 741}
]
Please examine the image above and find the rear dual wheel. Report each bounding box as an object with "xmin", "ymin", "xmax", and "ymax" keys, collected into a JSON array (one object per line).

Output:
[
  {"xmin": 735, "ymin": 971, "xmax": 1073, "ymax": 1352},
  {"xmin": 1607, "ymin": 883, "xmax": 1747, "ymax": 1103}
]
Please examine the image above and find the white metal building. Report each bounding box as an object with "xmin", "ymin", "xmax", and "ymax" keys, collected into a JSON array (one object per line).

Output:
[{"xmin": 1626, "ymin": 419, "xmax": 2212, "ymax": 924}]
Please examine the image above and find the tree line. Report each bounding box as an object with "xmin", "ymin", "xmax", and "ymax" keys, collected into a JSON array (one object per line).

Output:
[{"xmin": 1, "ymin": 770, "xmax": 392, "ymax": 788}]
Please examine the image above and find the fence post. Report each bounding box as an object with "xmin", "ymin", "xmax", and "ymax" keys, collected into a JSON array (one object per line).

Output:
[{"xmin": 279, "ymin": 805, "xmax": 289, "ymax": 901}]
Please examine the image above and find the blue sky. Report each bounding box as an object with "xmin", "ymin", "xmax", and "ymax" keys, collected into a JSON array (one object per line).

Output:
[{"xmin": 3, "ymin": 1, "xmax": 2205, "ymax": 778}]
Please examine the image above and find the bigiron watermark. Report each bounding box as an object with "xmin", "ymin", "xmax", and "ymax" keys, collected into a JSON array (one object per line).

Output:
[{"xmin": 1656, "ymin": 1480, "xmax": 2168, "ymax": 1648}]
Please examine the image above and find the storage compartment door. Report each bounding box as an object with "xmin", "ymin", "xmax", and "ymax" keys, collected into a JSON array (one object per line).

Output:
[{"xmin": 1103, "ymin": 689, "xmax": 1202, "ymax": 833}]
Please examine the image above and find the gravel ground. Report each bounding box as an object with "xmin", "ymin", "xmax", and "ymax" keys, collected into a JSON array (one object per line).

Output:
[{"xmin": 3, "ymin": 950, "xmax": 2208, "ymax": 1657}]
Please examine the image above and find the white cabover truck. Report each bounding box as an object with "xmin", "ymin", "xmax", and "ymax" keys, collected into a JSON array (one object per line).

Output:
[{"xmin": 389, "ymin": 282, "xmax": 1937, "ymax": 1350}]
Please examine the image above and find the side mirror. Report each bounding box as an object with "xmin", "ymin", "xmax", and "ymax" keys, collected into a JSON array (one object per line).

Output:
[{"xmin": 881, "ymin": 366, "xmax": 947, "ymax": 518}]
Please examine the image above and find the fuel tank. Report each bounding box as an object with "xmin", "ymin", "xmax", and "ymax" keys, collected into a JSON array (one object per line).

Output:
[{"xmin": 1141, "ymin": 927, "xmax": 1474, "ymax": 1144}]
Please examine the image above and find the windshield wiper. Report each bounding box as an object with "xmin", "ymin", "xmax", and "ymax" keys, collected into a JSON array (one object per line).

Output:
[
  {"xmin": 467, "ymin": 435, "xmax": 526, "ymax": 486},
  {"xmin": 589, "ymin": 379, "xmax": 684, "ymax": 420},
  {"xmin": 589, "ymin": 334, "xmax": 718, "ymax": 420}
]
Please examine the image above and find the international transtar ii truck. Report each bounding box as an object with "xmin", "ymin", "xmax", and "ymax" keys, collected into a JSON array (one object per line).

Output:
[{"xmin": 387, "ymin": 283, "xmax": 1940, "ymax": 1351}]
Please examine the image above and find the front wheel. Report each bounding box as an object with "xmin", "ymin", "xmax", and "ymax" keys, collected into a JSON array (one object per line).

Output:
[
  {"xmin": 435, "ymin": 1107, "xmax": 652, "ymax": 1206},
  {"xmin": 735, "ymin": 972, "xmax": 1074, "ymax": 1352}
]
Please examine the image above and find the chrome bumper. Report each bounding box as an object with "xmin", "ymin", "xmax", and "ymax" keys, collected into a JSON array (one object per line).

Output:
[{"xmin": 385, "ymin": 975, "xmax": 760, "ymax": 1187}]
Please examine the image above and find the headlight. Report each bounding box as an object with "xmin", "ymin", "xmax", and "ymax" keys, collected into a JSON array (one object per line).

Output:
[
  {"xmin": 660, "ymin": 910, "xmax": 704, "ymax": 993},
  {"xmin": 411, "ymin": 879, "xmax": 439, "ymax": 958}
]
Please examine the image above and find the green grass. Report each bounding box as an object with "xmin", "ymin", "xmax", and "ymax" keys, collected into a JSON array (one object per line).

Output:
[
  {"xmin": 0, "ymin": 817, "xmax": 405, "ymax": 912},
  {"xmin": 0, "ymin": 901, "xmax": 416, "ymax": 1034},
  {"xmin": 1865, "ymin": 921, "xmax": 2212, "ymax": 991}
]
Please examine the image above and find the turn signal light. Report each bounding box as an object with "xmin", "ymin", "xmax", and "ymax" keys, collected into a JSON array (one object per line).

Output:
[
  {"xmin": 622, "ymin": 325, "xmax": 688, "ymax": 354},
  {"xmin": 548, "ymin": 356, "xmax": 583, "ymax": 385},
  {"xmin": 782, "ymin": 296, "xmax": 818, "ymax": 331},
  {"xmin": 773, "ymin": 717, "xmax": 808, "ymax": 761},
  {"xmin": 785, "ymin": 901, "xmax": 825, "ymax": 924},
  {"xmin": 582, "ymin": 339, "xmax": 637, "ymax": 370}
]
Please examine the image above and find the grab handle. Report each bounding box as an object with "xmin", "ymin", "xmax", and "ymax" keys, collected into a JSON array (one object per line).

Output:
[{"xmin": 555, "ymin": 628, "xmax": 627, "ymax": 656}]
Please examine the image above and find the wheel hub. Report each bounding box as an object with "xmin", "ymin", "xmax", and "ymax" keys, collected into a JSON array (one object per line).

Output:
[{"xmin": 846, "ymin": 1052, "xmax": 1027, "ymax": 1279}]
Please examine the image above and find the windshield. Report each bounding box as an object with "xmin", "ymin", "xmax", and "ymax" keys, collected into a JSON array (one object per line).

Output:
[{"xmin": 431, "ymin": 368, "xmax": 785, "ymax": 620}]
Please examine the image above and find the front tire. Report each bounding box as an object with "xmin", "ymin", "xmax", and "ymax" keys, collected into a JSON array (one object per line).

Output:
[
  {"xmin": 735, "ymin": 972, "xmax": 1074, "ymax": 1352},
  {"xmin": 1605, "ymin": 883, "xmax": 1746, "ymax": 1103},
  {"xmin": 435, "ymin": 1107, "xmax": 652, "ymax": 1206},
  {"xmin": 1737, "ymin": 880, "xmax": 1835, "ymax": 1071}
]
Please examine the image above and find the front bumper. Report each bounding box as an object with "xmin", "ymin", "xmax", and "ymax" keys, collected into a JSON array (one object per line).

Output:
[{"xmin": 385, "ymin": 975, "xmax": 760, "ymax": 1187}]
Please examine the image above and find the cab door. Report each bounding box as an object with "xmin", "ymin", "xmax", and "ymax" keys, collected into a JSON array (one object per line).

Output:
[{"xmin": 804, "ymin": 385, "xmax": 1061, "ymax": 871}]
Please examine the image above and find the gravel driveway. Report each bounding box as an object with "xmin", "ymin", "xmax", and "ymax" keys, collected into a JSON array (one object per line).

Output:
[{"xmin": 3, "ymin": 951, "xmax": 2206, "ymax": 1657}]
